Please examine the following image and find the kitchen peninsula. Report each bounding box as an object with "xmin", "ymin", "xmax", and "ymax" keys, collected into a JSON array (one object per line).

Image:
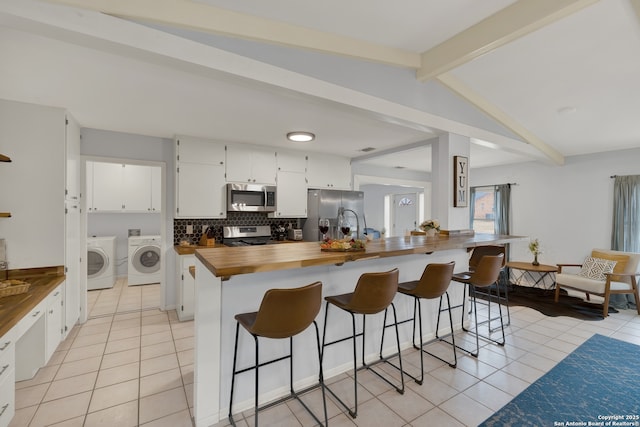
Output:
[{"xmin": 192, "ymin": 233, "xmax": 526, "ymax": 427}]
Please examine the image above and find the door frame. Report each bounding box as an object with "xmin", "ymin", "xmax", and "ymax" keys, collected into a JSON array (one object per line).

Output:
[{"xmin": 79, "ymin": 155, "xmax": 167, "ymax": 323}]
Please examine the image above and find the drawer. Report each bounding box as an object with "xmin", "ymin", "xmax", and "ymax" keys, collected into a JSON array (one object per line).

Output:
[
  {"xmin": 0, "ymin": 343, "xmax": 13, "ymax": 384},
  {"xmin": 48, "ymin": 285, "xmax": 62, "ymax": 305},
  {"xmin": 0, "ymin": 328, "xmax": 15, "ymax": 359},
  {"xmin": 15, "ymin": 299, "xmax": 46, "ymax": 338},
  {"xmin": 0, "ymin": 365, "xmax": 15, "ymax": 427}
]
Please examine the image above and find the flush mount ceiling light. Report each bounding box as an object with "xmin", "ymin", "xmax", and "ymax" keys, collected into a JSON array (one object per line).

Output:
[{"xmin": 286, "ymin": 131, "xmax": 315, "ymax": 142}]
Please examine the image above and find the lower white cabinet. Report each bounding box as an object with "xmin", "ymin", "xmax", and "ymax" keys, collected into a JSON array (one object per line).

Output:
[
  {"xmin": 176, "ymin": 255, "xmax": 195, "ymax": 321},
  {"xmin": 46, "ymin": 285, "xmax": 63, "ymax": 362},
  {"xmin": 0, "ymin": 328, "xmax": 16, "ymax": 427}
]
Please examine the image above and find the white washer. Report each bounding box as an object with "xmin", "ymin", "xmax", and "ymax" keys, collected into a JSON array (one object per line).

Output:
[
  {"xmin": 87, "ymin": 236, "xmax": 116, "ymax": 290},
  {"xmin": 128, "ymin": 235, "xmax": 161, "ymax": 286}
]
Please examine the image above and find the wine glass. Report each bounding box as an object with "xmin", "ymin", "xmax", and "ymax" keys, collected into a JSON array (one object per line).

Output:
[
  {"xmin": 339, "ymin": 217, "xmax": 351, "ymax": 239},
  {"xmin": 319, "ymin": 218, "xmax": 330, "ymax": 241}
]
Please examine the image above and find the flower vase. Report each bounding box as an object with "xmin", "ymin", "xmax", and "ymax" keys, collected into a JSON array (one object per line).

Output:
[
  {"xmin": 532, "ymin": 253, "xmax": 539, "ymax": 266},
  {"xmin": 426, "ymin": 228, "xmax": 436, "ymax": 237}
]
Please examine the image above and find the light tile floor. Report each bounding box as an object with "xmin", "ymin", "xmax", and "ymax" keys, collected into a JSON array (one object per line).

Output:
[{"xmin": 11, "ymin": 287, "xmax": 640, "ymax": 426}]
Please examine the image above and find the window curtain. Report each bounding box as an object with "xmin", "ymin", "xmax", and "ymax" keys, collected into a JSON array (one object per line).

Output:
[
  {"xmin": 494, "ymin": 184, "xmax": 511, "ymax": 235},
  {"xmin": 610, "ymin": 175, "xmax": 640, "ymax": 308}
]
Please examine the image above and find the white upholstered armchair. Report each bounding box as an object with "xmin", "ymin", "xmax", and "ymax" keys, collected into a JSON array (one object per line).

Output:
[{"xmin": 555, "ymin": 249, "xmax": 640, "ymax": 317}]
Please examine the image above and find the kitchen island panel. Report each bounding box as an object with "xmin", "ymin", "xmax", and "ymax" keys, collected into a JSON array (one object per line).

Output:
[{"xmin": 193, "ymin": 248, "xmax": 470, "ymax": 426}]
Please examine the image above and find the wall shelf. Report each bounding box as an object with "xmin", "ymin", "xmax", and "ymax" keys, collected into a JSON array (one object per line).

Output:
[
  {"xmin": 0, "ymin": 213, "xmax": 11, "ymax": 218},
  {"xmin": 0, "ymin": 154, "xmax": 11, "ymax": 162}
]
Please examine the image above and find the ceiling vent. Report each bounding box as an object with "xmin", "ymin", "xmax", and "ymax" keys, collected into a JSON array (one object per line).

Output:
[{"xmin": 359, "ymin": 147, "xmax": 376, "ymax": 152}]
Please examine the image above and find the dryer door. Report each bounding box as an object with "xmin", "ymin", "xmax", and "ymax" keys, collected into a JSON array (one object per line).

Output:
[
  {"xmin": 87, "ymin": 247, "xmax": 108, "ymax": 278},
  {"xmin": 132, "ymin": 245, "xmax": 161, "ymax": 274}
]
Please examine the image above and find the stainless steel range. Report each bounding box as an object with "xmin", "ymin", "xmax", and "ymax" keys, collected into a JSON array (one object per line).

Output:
[{"xmin": 223, "ymin": 225, "xmax": 273, "ymax": 247}]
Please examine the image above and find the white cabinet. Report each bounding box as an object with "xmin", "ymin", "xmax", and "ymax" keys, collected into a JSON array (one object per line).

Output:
[
  {"xmin": 307, "ymin": 153, "xmax": 352, "ymax": 190},
  {"xmin": 64, "ymin": 114, "xmax": 81, "ymax": 338},
  {"xmin": 88, "ymin": 162, "xmax": 161, "ymax": 212},
  {"xmin": 270, "ymin": 151, "xmax": 307, "ymax": 218},
  {"xmin": 64, "ymin": 114, "xmax": 81, "ymax": 202},
  {"xmin": 226, "ymin": 144, "xmax": 276, "ymax": 185},
  {"xmin": 45, "ymin": 285, "xmax": 63, "ymax": 362},
  {"xmin": 151, "ymin": 166, "xmax": 162, "ymax": 212},
  {"xmin": 91, "ymin": 162, "xmax": 123, "ymax": 211},
  {"xmin": 0, "ymin": 328, "xmax": 16, "ymax": 427},
  {"xmin": 122, "ymin": 164, "xmax": 151, "ymax": 211},
  {"xmin": 175, "ymin": 136, "xmax": 226, "ymax": 218},
  {"xmin": 176, "ymin": 254, "xmax": 195, "ymax": 321}
]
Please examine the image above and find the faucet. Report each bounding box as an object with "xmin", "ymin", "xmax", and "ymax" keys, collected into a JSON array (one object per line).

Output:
[{"xmin": 338, "ymin": 207, "xmax": 362, "ymax": 239}]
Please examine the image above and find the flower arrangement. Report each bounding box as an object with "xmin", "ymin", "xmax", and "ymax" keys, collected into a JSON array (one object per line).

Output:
[
  {"xmin": 419, "ymin": 219, "xmax": 440, "ymax": 232},
  {"xmin": 528, "ymin": 238, "xmax": 541, "ymax": 255},
  {"xmin": 528, "ymin": 238, "xmax": 541, "ymax": 266}
]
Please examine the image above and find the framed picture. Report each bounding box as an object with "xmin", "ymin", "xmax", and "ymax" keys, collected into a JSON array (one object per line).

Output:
[{"xmin": 453, "ymin": 155, "xmax": 468, "ymax": 207}]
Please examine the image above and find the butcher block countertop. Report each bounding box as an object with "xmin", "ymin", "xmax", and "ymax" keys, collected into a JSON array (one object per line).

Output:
[
  {"xmin": 0, "ymin": 266, "xmax": 65, "ymax": 337},
  {"xmin": 195, "ymin": 233, "xmax": 526, "ymax": 279}
]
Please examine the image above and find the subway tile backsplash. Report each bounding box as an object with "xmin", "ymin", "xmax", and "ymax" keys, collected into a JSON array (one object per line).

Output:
[{"xmin": 173, "ymin": 212, "xmax": 303, "ymax": 245}]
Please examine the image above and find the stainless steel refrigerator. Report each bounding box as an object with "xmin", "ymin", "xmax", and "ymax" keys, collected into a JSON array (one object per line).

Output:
[{"xmin": 303, "ymin": 189, "xmax": 366, "ymax": 241}]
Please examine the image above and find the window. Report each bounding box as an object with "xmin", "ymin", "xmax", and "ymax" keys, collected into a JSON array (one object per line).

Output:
[{"xmin": 471, "ymin": 186, "xmax": 496, "ymax": 233}]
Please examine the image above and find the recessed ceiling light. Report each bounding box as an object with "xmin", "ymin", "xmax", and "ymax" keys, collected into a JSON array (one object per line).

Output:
[{"xmin": 286, "ymin": 131, "xmax": 315, "ymax": 142}]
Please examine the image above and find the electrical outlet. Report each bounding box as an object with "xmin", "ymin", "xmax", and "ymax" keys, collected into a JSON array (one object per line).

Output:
[{"xmin": 186, "ymin": 224, "xmax": 193, "ymax": 234}]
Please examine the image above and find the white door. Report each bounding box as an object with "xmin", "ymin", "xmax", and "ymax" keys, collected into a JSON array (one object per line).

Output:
[{"xmin": 392, "ymin": 193, "xmax": 418, "ymax": 237}]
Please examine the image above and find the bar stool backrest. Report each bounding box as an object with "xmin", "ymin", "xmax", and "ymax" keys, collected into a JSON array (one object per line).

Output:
[
  {"xmin": 349, "ymin": 269, "xmax": 399, "ymax": 314},
  {"xmin": 413, "ymin": 262, "xmax": 455, "ymax": 299},
  {"xmin": 469, "ymin": 254, "xmax": 504, "ymax": 288},
  {"xmin": 469, "ymin": 246, "xmax": 506, "ymax": 271},
  {"xmin": 252, "ymin": 281, "xmax": 323, "ymax": 339}
]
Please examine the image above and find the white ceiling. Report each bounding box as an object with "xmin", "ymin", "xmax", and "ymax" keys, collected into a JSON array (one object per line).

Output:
[{"xmin": 0, "ymin": 0, "xmax": 639, "ymax": 173}]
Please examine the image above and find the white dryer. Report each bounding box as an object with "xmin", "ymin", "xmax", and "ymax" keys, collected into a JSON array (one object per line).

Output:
[
  {"xmin": 87, "ymin": 236, "xmax": 117, "ymax": 290},
  {"xmin": 128, "ymin": 235, "xmax": 161, "ymax": 286}
]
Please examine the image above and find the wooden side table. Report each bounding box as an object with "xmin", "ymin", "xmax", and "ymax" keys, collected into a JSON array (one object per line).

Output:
[{"xmin": 506, "ymin": 261, "xmax": 558, "ymax": 290}]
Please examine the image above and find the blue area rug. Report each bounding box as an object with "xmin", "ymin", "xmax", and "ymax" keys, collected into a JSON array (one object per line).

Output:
[{"xmin": 480, "ymin": 334, "xmax": 640, "ymax": 427}]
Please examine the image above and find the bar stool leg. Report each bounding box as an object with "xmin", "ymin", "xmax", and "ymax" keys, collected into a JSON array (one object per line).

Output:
[{"xmin": 229, "ymin": 323, "xmax": 241, "ymax": 424}]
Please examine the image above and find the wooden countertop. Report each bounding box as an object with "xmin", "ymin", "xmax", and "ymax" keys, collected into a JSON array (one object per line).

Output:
[
  {"xmin": 0, "ymin": 266, "xmax": 65, "ymax": 337},
  {"xmin": 174, "ymin": 240, "xmax": 307, "ymax": 255},
  {"xmin": 195, "ymin": 234, "xmax": 527, "ymax": 279}
]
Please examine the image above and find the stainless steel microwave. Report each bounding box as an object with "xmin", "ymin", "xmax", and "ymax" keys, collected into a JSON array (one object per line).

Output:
[{"xmin": 226, "ymin": 183, "xmax": 277, "ymax": 212}]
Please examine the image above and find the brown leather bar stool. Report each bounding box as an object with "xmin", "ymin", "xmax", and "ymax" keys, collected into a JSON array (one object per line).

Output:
[
  {"xmin": 453, "ymin": 245, "xmax": 510, "ymax": 327},
  {"xmin": 321, "ymin": 268, "xmax": 403, "ymax": 419},
  {"xmin": 228, "ymin": 282, "xmax": 327, "ymax": 427},
  {"xmin": 449, "ymin": 254, "xmax": 505, "ymax": 357},
  {"xmin": 381, "ymin": 261, "xmax": 457, "ymax": 385}
]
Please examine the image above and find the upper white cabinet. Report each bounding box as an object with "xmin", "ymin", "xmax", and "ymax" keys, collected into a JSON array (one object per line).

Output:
[
  {"xmin": 88, "ymin": 162, "xmax": 161, "ymax": 213},
  {"xmin": 226, "ymin": 144, "xmax": 276, "ymax": 185},
  {"xmin": 175, "ymin": 136, "xmax": 226, "ymax": 218},
  {"xmin": 90, "ymin": 162, "xmax": 124, "ymax": 211},
  {"xmin": 122, "ymin": 164, "xmax": 152, "ymax": 212},
  {"xmin": 270, "ymin": 151, "xmax": 307, "ymax": 218},
  {"xmin": 64, "ymin": 115, "xmax": 81, "ymax": 202},
  {"xmin": 306, "ymin": 153, "xmax": 352, "ymax": 190}
]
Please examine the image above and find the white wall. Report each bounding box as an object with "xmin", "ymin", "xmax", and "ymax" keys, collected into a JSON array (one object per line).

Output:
[
  {"xmin": 471, "ymin": 147, "xmax": 640, "ymax": 265},
  {"xmin": 0, "ymin": 99, "xmax": 66, "ymax": 269}
]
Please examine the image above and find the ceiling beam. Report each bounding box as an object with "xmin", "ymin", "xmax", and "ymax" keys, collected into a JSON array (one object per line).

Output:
[
  {"xmin": 436, "ymin": 73, "xmax": 564, "ymax": 165},
  {"xmin": 417, "ymin": 0, "xmax": 600, "ymax": 82},
  {"xmin": 39, "ymin": 0, "xmax": 421, "ymax": 69}
]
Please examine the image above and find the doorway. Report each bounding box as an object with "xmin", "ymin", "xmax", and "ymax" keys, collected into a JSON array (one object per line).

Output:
[
  {"xmin": 80, "ymin": 157, "xmax": 166, "ymax": 321},
  {"xmin": 392, "ymin": 193, "xmax": 419, "ymax": 236}
]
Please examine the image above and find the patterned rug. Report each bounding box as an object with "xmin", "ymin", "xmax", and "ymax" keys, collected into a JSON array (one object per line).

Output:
[{"xmin": 479, "ymin": 334, "xmax": 640, "ymax": 426}]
